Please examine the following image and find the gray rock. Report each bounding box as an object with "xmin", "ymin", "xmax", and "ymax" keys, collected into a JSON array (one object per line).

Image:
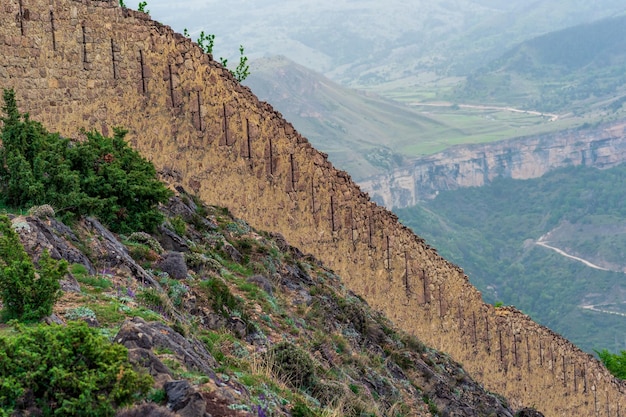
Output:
[
  {"xmin": 229, "ymin": 316, "xmax": 248, "ymax": 339},
  {"xmin": 165, "ymin": 380, "xmax": 193, "ymax": 409},
  {"xmin": 83, "ymin": 317, "xmax": 100, "ymax": 327},
  {"xmin": 127, "ymin": 348, "xmax": 172, "ymax": 385},
  {"xmin": 43, "ymin": 313, "xmax": 65, "ymax": 326},
  {"xmin": 156, "ymin": 251, "xmax": 188, "ymax": 280},
  {"xmin": 246, "ymin": 275, "xmax": 274, "ymax": 295},
  {"xmin": 270, "ymin": 232, "xmax": 304, "ymax": 259},
  {"xmin": 115, "ymin": 317, "xmax": 217, "ymax": 375},
  {"xmin": 165, "ymin": 380, "xmax": 208, "ymax": 417},
  {"xmin": 15, "ymin": 216, "xmax": 95, "ymax": 275},
  {"xmin": 83, "ymin": 217, "xmax": 160, "ymax": 288},
  {"xmin": 280, "ymin": 264, "xmax": 313, "ymax": 290},
  {"xmin": 222, "ymin": 242, "xmax": 242, "ymax": 263},
  {"xmin": 60, "ymin": 273, "xmax": 81, "ymax": 293},
  {"xmin": 163, "ymin": 194, "xmax": 196, "ymax": 221},
  {"xmin": 157, "ymin": 224, "xmax": 190, "ymax": 252}
]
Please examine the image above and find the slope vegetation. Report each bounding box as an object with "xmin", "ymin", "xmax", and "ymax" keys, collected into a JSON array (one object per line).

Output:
[
  {"xmin": 3, "ymin": 194, "xmax": 519, "ymax": 416},
  {"xmin": 0, "ymin": 103, "xmax": 525, "ymax": 416}
]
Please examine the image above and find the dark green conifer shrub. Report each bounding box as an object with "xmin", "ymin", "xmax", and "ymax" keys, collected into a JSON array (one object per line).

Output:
[
  {"xmin": 0, "ymin": 321, "xmax": 153, "ymax": 416},
  {"xmin": 596, "ymin": 348, "xmax": 626, "ymax": 379},
  {"xmin": 0, "ymin": 215, "xmax": 67, "ymax": 322},
  {"xmin": 0, "ymin": 89, "xmax": 172, "ymax": 233},
  {"xmin": 269, "ymin": 341, "xmax": 317, "ymax": 389}
]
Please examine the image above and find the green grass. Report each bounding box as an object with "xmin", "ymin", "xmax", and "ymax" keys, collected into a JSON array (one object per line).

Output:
[
  {"xmin": 75, "ymin": 275, "xmax": 113, "ymax": 291},
  {"xmin": 396, "ymin": 106, "xmax": 583, "ymax": 156},
  {"xmin": 90, "ymin": 302, "xmax": 127, "ymax": 325},
  {"xmin": 70, "ymin": 263, "xmax": 89, "ymax": 276}
]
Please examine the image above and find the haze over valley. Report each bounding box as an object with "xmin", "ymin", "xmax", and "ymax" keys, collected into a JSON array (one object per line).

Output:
[{"xmin": 147, "ymin": 0, "xmax": 626, "ymax": 354}]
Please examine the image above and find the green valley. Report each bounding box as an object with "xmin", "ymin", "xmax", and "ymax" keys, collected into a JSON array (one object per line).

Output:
[{"xmin": 396, "ymin": 164, "xmax": 626, "ymax": 354}]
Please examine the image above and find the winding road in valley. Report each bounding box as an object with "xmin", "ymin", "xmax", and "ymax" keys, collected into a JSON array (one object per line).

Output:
[
  {"xmin": 536, "ymin": 235, "xmax": 626, "ymax": 317},
  {"xmin": 580, "ymin": 304, "xmax": 626, "ymax": 318},
  {"xmin": 535, "ymin": 238, "xmax": 610, "ymax": 271}
]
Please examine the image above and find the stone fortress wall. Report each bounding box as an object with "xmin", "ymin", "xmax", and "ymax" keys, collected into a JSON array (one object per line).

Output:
[{"xmin": 1, "ymin": 1, "xmax": 625, "ymax": 415}]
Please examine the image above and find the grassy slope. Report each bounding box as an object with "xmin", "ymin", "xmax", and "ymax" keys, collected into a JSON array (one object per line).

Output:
[{"xmin": 1, "ymin": 192, "xmax": 519, "ymax": 416}]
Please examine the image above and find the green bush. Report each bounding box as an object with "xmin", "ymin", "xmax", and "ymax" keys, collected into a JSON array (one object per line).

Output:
[
  {"xmin": 136, "ymin": 288, "xmax": 166, "ymax": 310},
  {"xmin": 596, "ymin": 348, "xmax": 626, "ymax": 379},
  {"xmin": 170, "ymin": 216, "xmax": 187, "ymax": 237},
  {"xmin": 66, "ymin": 127, "xmax": 172, "ymax": 233},
  {"xmin": 0, "ymin": 321, "xmax": 153, "ymax": 416},
  {"xmin": 0, "ymin": 215, "xmax": 67, "ymax": 322},
  {"xmin": 291, "ymin": 401, "xmax": 316, "ymax": 417},
  {"xmin": 200, "ymin": 277, "xmax": 243, "ymax": 317},
  {"xmin": 269, "ymin": 341, "xmax": 317, "ymax": 389},
  {"xmin": 128, "ymin": 232, "xmax": 164, "ymax": 254},
  {"xmin": 0, "ymin": 89, "xmax": 172, "ymax": 233}
]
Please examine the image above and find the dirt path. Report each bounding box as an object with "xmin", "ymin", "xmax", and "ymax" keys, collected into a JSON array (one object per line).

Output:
[
  {"xmin": 580, "ymin": 304, "xmax": 626, "ymax": 317},
  {"xmin": 535, "ymin": 236, "xmax": 610, "ymax": 271}
]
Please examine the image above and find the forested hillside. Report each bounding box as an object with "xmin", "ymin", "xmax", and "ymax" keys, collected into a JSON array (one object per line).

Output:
[{"xmin": 396, "ymin": 164, "xmax": 626, "ymax": 353}]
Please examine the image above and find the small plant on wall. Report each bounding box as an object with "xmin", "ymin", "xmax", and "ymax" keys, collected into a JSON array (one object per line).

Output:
[
  {"xmin": 183, "ymin": 29, "xmax": 251, "ymax": 82},
  {"xmin": 233, "ymin": 45, "xmax": 250, "ymax": 82},
  {"xmin": 138, "ymin": 1, "xmax": 149, "ymax": 14}
]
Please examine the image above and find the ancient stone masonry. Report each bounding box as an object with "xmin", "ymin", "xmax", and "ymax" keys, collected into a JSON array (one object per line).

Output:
[{"xmin": 1, "ymin": 1, "xmax": 625, "ymax": 415}]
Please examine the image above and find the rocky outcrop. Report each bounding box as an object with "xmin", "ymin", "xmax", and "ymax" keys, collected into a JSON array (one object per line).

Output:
[
  {"xmin": 361, "ymin": 120, "xmax": 626, "ymax": 208},
  {"xmin": 12, "ymin": 215, "xmax": 95, "ymax": 274},
  {"xmin": 116, "ymin": 317, "xmax": 217, "ymax": 377}
]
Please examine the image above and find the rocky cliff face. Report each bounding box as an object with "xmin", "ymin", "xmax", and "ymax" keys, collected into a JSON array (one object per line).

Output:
[{"xmin": 361, "ymin": 121, "xmax": 626, "ymax": 208}]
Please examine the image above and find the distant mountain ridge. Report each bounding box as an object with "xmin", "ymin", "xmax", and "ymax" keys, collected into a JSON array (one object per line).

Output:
[
  {"xmin": 245, "ymin": 56, "xmax": 447, "ymax": 179},
  {"xmin": 150, "ymin": 0, "xmax": 626, "ymax": 89},
  {"xmin": 454, "ymin": 14, "xmax": 626, "ymax": 112}
]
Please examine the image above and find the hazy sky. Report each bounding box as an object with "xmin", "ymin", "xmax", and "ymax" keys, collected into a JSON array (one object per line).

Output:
[{"xmin": 140, "ymin": 0, "xmax": 626, "ymax": 84}]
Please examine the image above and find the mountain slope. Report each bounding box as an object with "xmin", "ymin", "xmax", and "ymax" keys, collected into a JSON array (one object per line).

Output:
[
  {"xmin": 454, "ymin": 14, "xmax": 626, "ymax": 113},
  {"xmin": 245, "ymin": 56, "xmax": 588, "ymax": 181},
  {"xmin": 3, "ymin": 2, "xmax": 626, "ymax": 414},
  {"xmin": 245, "ymin": 56, "xmax": 448, "ymax": 179},
  {"xmin": 1, "ymin": 191, "xmax": 525, "ymax": 416}
]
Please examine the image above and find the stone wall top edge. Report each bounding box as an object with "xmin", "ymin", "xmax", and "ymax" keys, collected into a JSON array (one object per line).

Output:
[{"xmin": 498, "ymin": 305, "xmax": 626, "ymax": 388}]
